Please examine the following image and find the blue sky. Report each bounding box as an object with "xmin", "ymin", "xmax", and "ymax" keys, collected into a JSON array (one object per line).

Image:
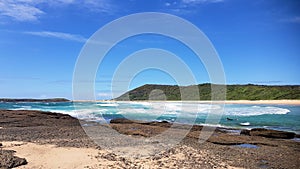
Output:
[{"xmin": 0, "ymin": 0, "xmax": 299, "ymax": 99}]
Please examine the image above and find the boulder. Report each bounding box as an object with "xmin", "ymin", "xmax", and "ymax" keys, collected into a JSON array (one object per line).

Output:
[
  {"xmin": 0, "ymin": 149, "xmax": 27, "ymax": 168},
  {"xmin": 240, "ymin": 129, "xmax": 251, "ymax": 136},
  {"xmin": 110, "ymin": 118, "xmax": 171, "ymax": 127},
  {"xmin": 249, "ymin": 128, "xmax": 295, "ymax": 139}
]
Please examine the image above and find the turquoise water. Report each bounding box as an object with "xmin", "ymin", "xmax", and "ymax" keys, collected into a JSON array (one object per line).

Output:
[{"xmin": 0, "ymin": 101, "xmax": 299, "ymax": 134}]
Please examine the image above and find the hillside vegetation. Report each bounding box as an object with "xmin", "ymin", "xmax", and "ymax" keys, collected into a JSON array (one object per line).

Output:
[{"xmin": 115, "ymin": 84, "xmax": 300, "ymax": 100}]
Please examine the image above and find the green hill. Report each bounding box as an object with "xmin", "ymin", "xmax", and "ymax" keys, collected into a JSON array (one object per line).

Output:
[{"xmin": 115, "ymin": 84, "xmax": 300, "ymax": 101}]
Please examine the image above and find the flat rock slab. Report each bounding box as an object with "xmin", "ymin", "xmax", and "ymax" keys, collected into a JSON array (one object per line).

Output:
[{"xmin": 242, "ymin": 128, "xmax": 295, "ymax": 139}]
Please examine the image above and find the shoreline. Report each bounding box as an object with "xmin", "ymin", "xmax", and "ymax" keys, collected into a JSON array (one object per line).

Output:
[
  {"xmin": 1, "ymin": 109, "xmax": 300, "ymax": 168},
  {"xmin": 2, "ymin": 98, "xmax": 300, "ymax": 105},
  {"xmin": 72, "ymin": 99, "xmax": 300, "ymax": 105}
]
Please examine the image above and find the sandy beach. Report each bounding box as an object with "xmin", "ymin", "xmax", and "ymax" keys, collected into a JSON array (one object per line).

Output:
[
  {"xmin": 220, "ymin": 100, "xmax": 300, "ymax": 105},
  {"xmin": 1, "ymin": 109, "xmax": 299, "ymax": 169},
  {"xmin": 78, "ymin": 99, "xmax": 300, "ymax": 105}
]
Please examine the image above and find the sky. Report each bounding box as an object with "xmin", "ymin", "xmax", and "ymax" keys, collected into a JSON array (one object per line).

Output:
[{"xmin": 0, "ymin": 0, "xmax": 299, "ymax": 100}]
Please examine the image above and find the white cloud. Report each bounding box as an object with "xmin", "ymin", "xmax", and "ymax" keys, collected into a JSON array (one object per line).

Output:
[
  {"xmin": 97, "ymin": 92, "xmax": 112, "ymax": 97},
  {"xmin": 182, "ymin": 0, "xmax": 224, "ymax": 4},
  {"xmin": 84, "ymin": 0, "xmax": 116, "ymax": 14},
  {"xmin": 24, "ymin": 31, "xmax": 88, "ymax": 42},
  {"xmin": 0, "ymin": 0, "xmax": 44, "ymax": 21},
  {"xmin": 0, "ymin": 0, "xmax": 116, "ymax": 22},
  {"xmin": 164, "ymin": 0, "xmax": 224, "ymax": 15},
  {"xmin": 97, "ymin": 92, "xmax": 115, "ymax": 100}
]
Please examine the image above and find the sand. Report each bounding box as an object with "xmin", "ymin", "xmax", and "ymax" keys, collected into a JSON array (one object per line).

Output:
[
  {"xmin": 2, "ymin": 141, "xmax": 101, "ymax": 169},
  {"xmin": 220, "ymin": 100, "xmax": 300, "ymax": 105},
  {"xmin": 2, "ymin": 141, "xmax": 245, "ymax": 169},
  {"xmin": 78, "ymin": 99, "xmax": 300, "ymax": 105}
]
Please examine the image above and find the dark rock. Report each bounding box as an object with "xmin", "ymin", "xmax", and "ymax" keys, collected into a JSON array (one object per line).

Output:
[
  {"xmin": 101, "ymin": 153, "xmax": 118, "ymax": 161},
  {"xmin": 208, "ymin": 134, "xmax": 247, "ymax": 145},
  {"xmin": 110, "ymin": 118, "xmax": 135, "ymax": 124},
  {"xmin": 0, "ymin": 110, "xmax": 79, "ymax": 128},
  {"xmin": 240, "ymin": 129, "xmax": 251, "ymax": 136},
  {"xmin": 249, "ymin": 128, "xmax": 295, "ymax": 139},
  {"xmin": 160, "ymin": 120, "xmax": 169, "ymax": 124},
  {"xmin": 110, "ymin": 118, "xmax": 171, "ymax": 128},
  {"xmin": 0, "ymin": 109, "xmax": 97, "ymax": 148},
  {"xmin": 0, "ymin": 143, "xmax": 2, "ymax": 147},
  {"xmin": 0, "ymin": 149, "xmax": 27, "ymax": 168},
  {"xmin": 147, "ymin": 121, "xmax": 171, "ymax": 128}
]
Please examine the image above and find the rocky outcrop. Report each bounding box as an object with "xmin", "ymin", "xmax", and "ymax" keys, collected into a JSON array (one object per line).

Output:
[
  {"xmin": 0, "ymin": 110, "xmax": 78, "ymax": 127},
  {"xmin": 0, "ymin": 110, "xmax": 96, "ymax": 148},
  {"xmin": 240, "ymin": 129, "xmax": 251, "ymax": 135},
  {"xmin": 110, "ymin": 118, "xmax": 137, "ymax": 124},
  {"xmin": 1, "ymin": 111, "xmax": 300, "ymax": 169},
  {"xmin": 241, "ymin": 128, "xmax": 295, "ymax": 139},
  {"xmin": 110, "ymin": 118, "xmax": 171, "ymax": 137},
  {"xmin": 0, "ymin": 148, "xmax": 27, "ymax": 169},
  {"xmin": 110, "ymin": 118, "xmax": 172, "ymax": 128},
  {"xmin": 111, "ymin": 118, "xmax": 297, "ymax": 140}
]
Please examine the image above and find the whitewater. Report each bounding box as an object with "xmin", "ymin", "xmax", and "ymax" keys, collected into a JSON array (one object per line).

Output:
[{"xmin": 1, "ymin": 101, "xmax": 299, "ymax": 133}]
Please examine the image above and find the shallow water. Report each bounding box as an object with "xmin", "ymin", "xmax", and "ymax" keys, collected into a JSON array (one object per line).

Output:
[{"xmin": 234, "ymin": 143, "xmax": 259, "ymax": 149}]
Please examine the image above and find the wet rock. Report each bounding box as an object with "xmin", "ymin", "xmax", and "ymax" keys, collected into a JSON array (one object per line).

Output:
[
  {"xmin": 110, "ymin": 118, "xmax": 171, "ymax": 128},
  {"xmin": 240, "ymin": 129, "xmax": 251, "ymax": 136},
  {"xmin": 110, "ymin": 118, "xmax": 136, "ymax": 124},
  {"xmin": 208, "ymin": 134, "xmax": 246, "ymax": 145},
  {"xmin": 249, "ymin": 128, "xmax": 295, "ymax": 139}
]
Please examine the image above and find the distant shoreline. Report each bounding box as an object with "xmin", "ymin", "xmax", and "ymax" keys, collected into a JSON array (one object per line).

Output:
[
  {"xmin": 72, "ymin": 100, "xmax": 300, "ymax": 105},
  {"xmin": 0, "ymin": 98, "xmax": 70, "ymax": 102},
  {"xmin": 1, "ymin": 98, "xmax": 299, "ymax": 105}
]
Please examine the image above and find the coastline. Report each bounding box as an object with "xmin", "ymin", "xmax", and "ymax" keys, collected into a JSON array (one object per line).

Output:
[
  {"xmin": 72, "ymin": 99, "xmax": 300, "ymax": 105},
  {"xmin": 1, "ymin": 109, "xmax": 299, "ymax": 168},
  {"xmin": 218, "ymin": 100, "xmax": 300, "ymax": 105}
]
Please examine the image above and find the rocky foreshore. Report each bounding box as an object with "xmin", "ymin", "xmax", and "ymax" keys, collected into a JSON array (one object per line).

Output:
[{"xmin": 0, "ymin": 110, "xmax": 299, "ymax": 169}]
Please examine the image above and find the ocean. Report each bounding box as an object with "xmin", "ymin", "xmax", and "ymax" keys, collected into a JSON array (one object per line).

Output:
[{"xmin": 1, "ymin": 101, "xmax": 299, "ymax": 134}]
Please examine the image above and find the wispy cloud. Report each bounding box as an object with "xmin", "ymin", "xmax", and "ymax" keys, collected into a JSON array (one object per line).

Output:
[
  {"xmin": 280, "ymin": 16, "xmax": 300, "ymax": 24},
  {"xmin": 182, "ymin": 0, "xmax": 224, "ymax": 4},
  {"xmin": 0, "ymin": 76, "xmax": 41, "ymax": 84},
  {"xmin": 163, "ymin": 0, "xmax": 225, "ymax": 15},
  {"xmin": 0, "ymin": 0, "xmax": 116, "ymax": 22},
  {"xmin": 83, "ymin": 0, "xmax": 116, "ymax": 14},
  {"xmin": 24, "ymin": 31, "xmax": 88, "ymax": 42},
  {"xmin": 97, "ymin": 92, "xmax": 112, "ymax": 97},
  {"xmin": 0, "ymin": 0, "xmax": 44, "ymax": 21}
]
